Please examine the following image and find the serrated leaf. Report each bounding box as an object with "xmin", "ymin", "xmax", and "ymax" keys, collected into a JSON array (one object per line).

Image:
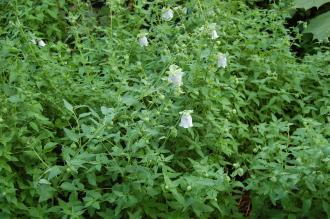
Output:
[
  {"xmin": 38, "ymin": 186, "xmax": 56, "ymax": 202},
  {"xmin": 63, "ymin": 128, "xmax": 79, "ymax": 142},
  {"xmin": 47, "ymin": 166, "xmax": 62, "ymax": 180}
]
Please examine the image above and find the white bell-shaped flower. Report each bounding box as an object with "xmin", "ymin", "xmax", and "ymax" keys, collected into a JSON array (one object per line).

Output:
[
  {"xmin": 211, "ymin": 30, "xmax": 219, "ymax": 40},
  {"xmin": 138, "ymin": 36, "xmax": 149, "ymax": 47},
  {"xmin": 162, "ymin": 9, "xmax": 174, "ymax": 21},
  {"xmin": 167, "ymin": 64, "xmax": 184, "ymax": 87},
  {"xmin": 217, "ymin": 53, "xmax": 227, "ymax": 68},
  {"xmin": 179, "ymin": 110, "xmax": 193, "ymax": 128},
  {"xmin": 38, "ymin": 39, "xmax": 46, "ymax": 47},
  {"xmin": 208, "ymin": 23, "xmax": 218, "ymax": 40}
]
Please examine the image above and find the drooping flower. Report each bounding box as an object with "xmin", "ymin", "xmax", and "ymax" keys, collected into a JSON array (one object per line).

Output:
[
  {"xmin": 162, "ymin": 8, "xmax": 174, "ymax": 21},
  {"xmin": 138, "ymin": 35, "xmax": 149, "ymax": 47},
  {"xmin": 167, "ymin": 64, "xmax": 184, "ymax": 87},
  {"xmin": 217, "ymin": 53, "xmax": 227, "ymax": 68},
  {"xmin": 38, "ymin": 39, "xmax": 46, "ymax": 47},
  {"xmin": 208, "ymin": 23, "xmax": 219, "ymax": 40},
  {"xmin": 179, "ymin": 110, "xmax": 193, "ymax": 128},
  {"xmin": 211, "ymin": 30, "xmax": 219, "ymax": 40}
]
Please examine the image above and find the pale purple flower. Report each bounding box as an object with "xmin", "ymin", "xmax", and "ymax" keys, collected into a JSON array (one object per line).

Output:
[
  {"xmin": 138, "ymin": 36, "xmax": 149, "ymax": 47},
  {"xmin": 179, "ymin": 110, "xmax": 193, "ymax": 128},
  {"xmin": 162, "ymin": 9, "xmax": 174, "ymax": 21}
]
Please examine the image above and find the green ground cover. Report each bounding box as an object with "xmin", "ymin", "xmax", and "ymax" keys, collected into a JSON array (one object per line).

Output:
[{"xmin": 0, "ymin": 0, "xmax": 329, "ymax": 218}]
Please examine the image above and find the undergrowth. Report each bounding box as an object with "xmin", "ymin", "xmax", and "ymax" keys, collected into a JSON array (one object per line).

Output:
[{"xmin": 0, "ymin": 0, "xmax": 329, "ymax": 218}]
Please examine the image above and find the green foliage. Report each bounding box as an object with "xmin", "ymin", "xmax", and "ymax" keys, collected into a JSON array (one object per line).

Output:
[
  {"xmin": 304, "ymin": 11, "xmax": 330, "ymax": 41},
  {"xmin": 294, "ymin": 0, "xmax": 330, "ymax": 9},
  {"xmin": 294, "ymin": 0, "xmax": 330, "ymax": 41},
  {"xmin": 0, "ymin": 0, "xmax": 329, "ymax": 218}
]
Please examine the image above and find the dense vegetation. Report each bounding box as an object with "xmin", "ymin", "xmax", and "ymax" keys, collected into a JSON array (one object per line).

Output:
[{"xmin": 0, "ymin": 0, "xmax": 329, "ymax": 218}]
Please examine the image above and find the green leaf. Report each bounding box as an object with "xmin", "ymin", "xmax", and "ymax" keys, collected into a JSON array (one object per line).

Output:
[
  {"xmin": 60, "ymin": 182, "xmax": 76, "ymax": 191},
  {"xmin": 304, "ymin": 11, "xmax": 330, "ymax": 41},
  {"xmin": 322, "ymin": 201, "xmax": 330, "ymax": 216},
  {"xmin": 38, "ymin": 185, "xmax": 56, "ymax": 202},
  {"xmin": 44, "ymin": 142, "xmax": 57, "ymax": 152},
  {"xmin": 87, "ymin": 172, "xmax": 97, "ymax": 186},
  {"xmin": 304, "ymin": 179, "xmax": 316, "ymax": 191},
  {"xmin": 122, "ymin": 95, "xmax": 138, "ymax": 106},
  {"xmin": 63, "ymin": 128, "xmax": 79, "ymax": 142},
  {"xmin": 101, "ymin": 106, "xmax": 114, "ymax": 115},
  {"xmin": 302, "ymin": 199, "xmax": 312, "ymax": 213},
  {"xmin": 29, "ymin": 122, "xmax": 39, "ymax": 132},
  {"xmin": 8, "ymin": 95, "xmax": 22, "ymax": 103},
  {"xmin": 79, "ymin": 112, "xmax": 92, "ymax": 118},
  {"xmin": 47, "ymin": 166, "xmax": 62, "ymax": 180},
  {"xmin": 63, "ymin": 99, "xmax": 74, "ymax": 113},
  {"xmin": 48, "ymin": 9, "xmax": 58, "ymax": 19},
  {"xmin": 294, "ymin": 0, "xmax": 330, "ymax": 9},
  {"xmin": 39, "ymin": 179, "xmax": 51, "ymax": 185}
]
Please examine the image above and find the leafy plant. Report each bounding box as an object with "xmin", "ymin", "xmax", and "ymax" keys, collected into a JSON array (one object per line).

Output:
[
  {"xmin": 0, "ymin": 0, "xmax": 329, "ymax": 218},
  {"xmin": 294, "ymin": 0, "xmax": 330, "ymax": 41}
]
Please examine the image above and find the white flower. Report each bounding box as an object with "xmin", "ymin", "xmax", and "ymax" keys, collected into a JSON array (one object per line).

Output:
[
  {"xmin": 167, "ymin": 64, "xmax": 184, "ymax": 87},
  {"xmin": 31, "ymin": 39, "xmax": 37, "ymax": 45},
  {"xmin": 211, "ymin": 30, "xmax": 219, "ymax": 40},
  {"xmin": 38, "ymin": 39, "xmax": 46, "ymax": 47},
  {"xmin": 217, "ymin": 53, "xmax": 227, "ymax": 68},
  {"xmin": 138, "ymin": 36, "xmax": 149, "ymax": 47},
  {"xmin": 162, "ymin": 9, "xmax": 174, "ymax": 21},
  {"xmin": 208, "ymin": 23, "xmax": 219, "ymax": 40},
  {"xmin": 179, "ymin": 110, "xmax": 193, "ymax": 128}
]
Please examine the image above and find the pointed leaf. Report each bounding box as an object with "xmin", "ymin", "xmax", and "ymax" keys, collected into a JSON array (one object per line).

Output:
[{"xmin": 63, "ymin": 99, "xmax": 74, "ymax": 113}]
